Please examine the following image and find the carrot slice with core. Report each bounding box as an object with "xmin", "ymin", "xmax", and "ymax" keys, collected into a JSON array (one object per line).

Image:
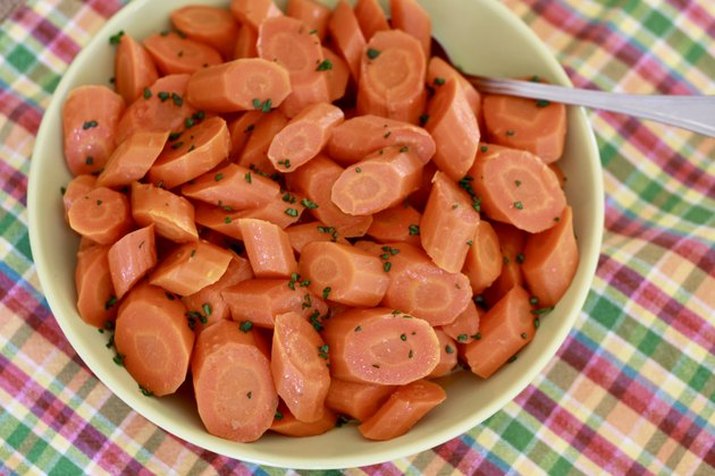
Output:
[
  {"xmin": 67, "ymin": 187, "xmax": 132, "ymax": 245},
  {"xmin": 366, "ymin": 204, "xmax": 422, "ymax": 246},
  {"xmin": 143, "ymin": 32, "xmax": 222, "ymax": 75},
  {"xmin": 170, "ymin": 5, "xmax": 239, "ymax": 60},
  {"xmin": 131, "ymin": 182, "xmax": 198, "ymax": 243},
  {"xmin": 96, "ymin": 131, "xmax": 168, "ymax": 188},
  {"xmin": 107, "ymin": 225, "xmax": 157, "ymax": 300},
  {"xmin": 239, "ymin": 218, "xmax": 298, "ymax": 278},
  {"xmin": 182, "ymin": 163, "xmax": 280, "ymax": 210}
]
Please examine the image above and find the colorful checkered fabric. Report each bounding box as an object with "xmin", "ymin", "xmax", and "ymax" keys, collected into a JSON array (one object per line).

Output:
[{"xmin": 1, "ymin": 0, "xmax": 713, "ymax": 474}]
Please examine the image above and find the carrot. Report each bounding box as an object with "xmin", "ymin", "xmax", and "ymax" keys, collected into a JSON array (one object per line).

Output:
[
  {"xmin": 389, "ymin": 0, "xmax": 432, "ymax": 59},
  {"xmin": 148, "ymin": 116, "xmax": 231, "ymax": 189},
  {"xmin": 192, "ymin": 203, "xmax": 246, "ymax": 241},
  {"xmin": 267, "ymin": 102, "xmax": 344, "ymax": 172},
  {"xmin": 74, "ymin": 245, "xmax": 117, "ymax": 328},
  {"xmin": 114, "ymin": 281, "xmax": 195, "ymax": 396},
  {"xmin": 107, "ymin": 225, "xmax": 157, "ymax": 300},
  {"xmin": 322, "ymin": 307, "xmax": 440, "ymax": 385},
  {"xmin": 230, "ymin": 0, "xmax": 282, "ymax": 30},
  {"xmin": 483, "ymin": 221, "xmax": 526, "ymax": 307},
  {"xmin": 425, "ymin": 78, "xmax": 480, "ymax": 180},
  {"xmin": 325, "ymin": 379, "xmax": 396, "ymax": 422},
  {"xmin": 406, "ymin": 159, "xmax": 437, "ymax": 210},
  {"xmin": 143, "ymin": 32, "xmax": 222, "ymax": 75},
  {"xmin": 328, "ymin": 115, "xmax": 435, "ymax": 166},
  {"xmin": 427, "ymin": 56, "xmax": 481, "ymax": 118},
  {"xmin": 186, "ymin": 58, "xmax": 292, "ymax": 113},
  {"xmin": 357, "ymin": 29, "xmax": 426, "ymax": 124},
  {"xmin": 170, "ymin": 5, "xmax": 239, "ymax": 60},
  {"xmin": 284, "ymin": 154, "xmax": 373, "ymax": 237},
  {"xmin": 271, "ymin": 311, "xmax": 331, "ymax": 422},
  {"xmin": 328, "ymin": 0, "xmax": 366, "ymax": 82},
  {"xmin": 227, "ymin": 110, "xmax": 263, "ymax": 157},
  {"xmin": 354, "ymin": 0, "xmax": 389, "ymax": 41},
  {"xmin": 192, "ymin": 319, "xmax": 278, "ymax": 442},
  {"xmin": 286, "ymin": 0, "xmax": 331, "ymax": 41},
  {"xmin": 96, "ymin": 131, "xmax": 169, "ymax": 188},
  {"xmin": 257, "ymin": 16, "xmax": 330, "ymax": 117},
  {"xmin": 358, "ymin": 379, "xmax": 445, "ymax": 440},
  {"xmin": 428, "ymin": 329, "xmax": 459, "ymax": 378},
  {"xmin": 237, "ymin": 110, "xmax": 287, "ymax": 173},
  {"xmin": 62, "ymin": 85, "xmax": 125, "ymax": 176},
  {"xmin": 285, "ymin": 221, "xmax": 350, "ymax": 253},
  {"xmin": 420, "ymin": 171, "xmax": 480, "ymax": 273},
  {"xmin": 440, "ymin": 299, "xmax": 481, "ymax": 345},
  {"xmin": 67, "ymin": 187, "xmax": 132, "ymax": 245},
  {"xmin": 130, "ymin": 182, "xmax": 198, "ymax": 243},
  {"xmin": 270, "ymin": 405, "xmax": 336, "ymax": 437},
  {"xmin": 321, "ymin": 47, "xmax": 350, "ymax": 102},
  {"xmin": 463, "ymin": 219, "xmax": 503, "ymax": 295},
  {"xmin": 149, "ymin": 240, "xmax": 233, "ymax": 295},
  {"xmin": 299, "ymin": 241, "xmax": 389, "ymax": 307},
  {"xmin": 233, "ymin": 24, "xmax": 258, "ymax": 59},
  {"xmin": 365, "ymin": 204, "xmax": 420, "ymax": 246},
  {"xmin": 470, "ymin": 143, "xmax": 567, "ymax": 233},
  {"xmin": 234, "ymin": 191, "xmax": 307, "ymax": 228},
  {"xmin": 549, "ymin": 162, "xmax": 567, "ymax": 189},
  {"xmin": 522, "ymin": 206, "xmax": 579, "ymax": 308},
  {"xmin": 182, "ymin": 163, "xmax": 280, "ymax": 210},
  {"xmin": 222, "ymin": 278, "xmax": 329, "ymax": 328},
  {"xmin": 239, "ymin": 218, "xmax": 298, "ymax": 278},
  {"xmin": 63, "ymin": 174, "xmax": 96, "ymax": 222},
  {"xmin": 330, "ymin": 146, "xmax": 423, "ymax": 216},
  {"xmin": 114, "ymin": 33, "xmax": 159, "ymax": 104},
  {"xmin": 461, "ymin": 285, "xmax": 535, "ymax": 378}
]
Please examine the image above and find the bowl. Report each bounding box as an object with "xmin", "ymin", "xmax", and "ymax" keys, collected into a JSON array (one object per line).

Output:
[{"xmin": 27, "ymin": 0, "xmax": 603, "ymax": 469}]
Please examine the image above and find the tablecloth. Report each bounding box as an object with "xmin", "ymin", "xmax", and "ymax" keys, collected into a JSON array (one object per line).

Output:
[{"xmin": 1, "ymin": 0, "xmax": 713, "ymax": 474}]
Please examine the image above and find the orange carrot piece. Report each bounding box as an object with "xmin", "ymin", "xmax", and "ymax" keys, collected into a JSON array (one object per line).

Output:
[
  {"xmin": 357, "ymin": 29, "xmax": 426, "ymax": 124},
  {"xmin": 96, "ymin": 131, "xmax": 168, "ymax": 188},
  {"xmin": 182, "ymin": 162, "xmax": 280, "ymax": 210},
  {"xmin": 149, "ymin": 240, "xmax": 233, "ymax": 295},
  {"xmin": 115, "ymin": 281, "xmax": 195, "ymax": 396},
  {"xmin": 286, "ymin": 0, "xmax": 331, "ymax": 40},
  {"xmin": 233, "ymin": 24, "xmax": 258, "ymax": 59},
  {"xmin": 192, "ymin": 319, "xmax": 278, "ymax": 442},
  {"xmin": 268, "ymin": 102, "xmax": 344, "ymax": 172},
  {"xmin": 186, "ymin": 58, "xmax": 292, "ymax": 113},
  {"xmin": 331, "ymin": 146, "xmax": 423, "ymax": 215},
  {"xmin": 522, "ymin": 206, "xmax": 579, "ymax": 307},
  {"xmin": 143, "ymin": 32, "xmax": 222, "ymax": 75},
  {"xmin": 239, "ymin": 218, "xmax": 298, "ymax": 278},
  {"xmin": 230, "ymin": 0, "xmax": 282, "ymax": 29},
  {"xmin": 321, "ymin": 47, "xmax": 350, "ymax": 102},
  {"xmin": 428, "ymin": 330, "xmax": 459, "ymax": 378},
  {"xmin": 483, "ymin": 222, "xmax": 527, "ymax": 306},
  {"xmin": 192, "ymin": 203, "xmax": 246, "ymax": 241},
  {"xmin": 323, "ymin": 307, "xmax": 440, "ymax": 385},
  {"xmin": 271, "ymin": 312, "xmax": 331, "ymax": 422},
  {"xmin": 328, "ymin": 114, "xmax": 436, "ymax": 166},
  {"xmin": 62, "ymin": 85, "xmax": 125, "ymax": 176},
  {"xmin": 358, "ymin": 379, "xmax": 445, "ymax": 440},
  {"xmin": 130, "ymin": 182, "xmax": 198, "ymax": 243},
  {"xmin": 470, "ymin": 143, "xmax": 566, "ymax": 233},
  {"xmin": 114, "ymin": 33, "xmax": 159, "ymax": 104},
  {"xmin": 420, "ymin": 171, "xmax": 480, "ymax": 273},
  {"xmin": 299, "ymin": 242, "xmax": 389, "ymax": 307},
  {"xmin": 170, "ymin": 5, "xmax": 239, "ymax": 60},
  {"xmin": 325, "ymin": 379, "xmax": 395, "ymax": 422},
  {"xmin": 407, "ymin": 159, "xmax": 437, "ymax": 210},
  {"xmin": 427, "ymin": 56, "xmax": 481, "ymax": 117},
  {"xmin": 63, "ymin": 174, "xmax": 96, "ymax": 222},
  {"xmin": 366, "ymin": 204, "xmax": 422, "ymax": 246},
  {"xmin": 148, "ymin": 116, "xmax": 231, "ymax": 189},
  {"xmin": 237, "ymin": 110, "xmax": 287, "ymax": 173},
  {"xmin": 463, "ymin": 219, "xmax": 503, "ymax": 295},
  {"xmin": 75, "ymin": 245, "xmax": 117, "ymax": 328},
  {"xmin": 425, "ymin": 79, "xmax": 480, "ymax": 180},
  {"xmin": 328, "ymin": 0, "xmax": 366, "ymax": 82},
  {"xmin": 285, "ymin": 221, "xmax": 349, "ymax": 253},
  {"xmin": 227, "ymin": 110, "xmax": 263, "ymax": 158},
  {"xmin": 549, "ymin": 162, "xmax": 567, "ymax": 189},
  {"xmin": 270, "ymin": 405, "xmax": 336, "ymax": 437},
  {"xmin": 440, "ymin": 299, "xmax": 481, "ymax": 344},
  {"xmin": 390, "ymin": 0, "xmax": 432, "ymax": 58},
  {"xmin": 107, "ymin": 225, "xmax": 157, "ymax": 300},
  {"xmin": 462, "ymin": 285, "xmax": 535, "ymax": 378},
  {"xmin": 236, "ymin": 191, "xmax": 307, "ymax": 228},
  {"xmin": 354, "ymin": 0, "xmax": 389, "ymax": 41},
  {"xmin": 67, "ymin": 187, "xmax": 132, "ymax": 245}
]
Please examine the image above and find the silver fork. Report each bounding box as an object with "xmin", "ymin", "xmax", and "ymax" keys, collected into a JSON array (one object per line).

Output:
[{"xmin": 466, "ymin": 75, "xmax": 715, "ymax": 137}]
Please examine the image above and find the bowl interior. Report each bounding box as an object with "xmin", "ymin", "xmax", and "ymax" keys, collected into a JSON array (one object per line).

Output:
[{"xmin": 27, "ymin": 0, "xmax": 603, "ymax": 469}]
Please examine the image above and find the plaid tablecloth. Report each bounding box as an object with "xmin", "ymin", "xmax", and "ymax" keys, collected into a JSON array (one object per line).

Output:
[{"xmin": 1, "ymin": 0, "xmax": 713, "ymax": 474}]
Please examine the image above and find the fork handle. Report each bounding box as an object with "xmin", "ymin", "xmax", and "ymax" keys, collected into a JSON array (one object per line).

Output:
[{"xmin": 467, "ymin": 76, "xmax": 715, "ymax": 137}]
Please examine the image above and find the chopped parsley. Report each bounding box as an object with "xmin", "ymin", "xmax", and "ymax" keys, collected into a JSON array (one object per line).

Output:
[
  {"xmin": 316, "ymin": 59, "xmax": 333, "ymax": 71},
  {"xmin": 82, "ymin": 120, "xmax": 98, "ymax": 130},
  {"xmin": 366, "ymin": 48, "xmax": 381, "ymax": 59}
]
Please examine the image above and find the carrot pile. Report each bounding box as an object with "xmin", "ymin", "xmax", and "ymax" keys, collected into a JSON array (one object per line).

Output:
[{"xmin": 61, "ymin": 0, "xmax": 579, "ymax": 443}]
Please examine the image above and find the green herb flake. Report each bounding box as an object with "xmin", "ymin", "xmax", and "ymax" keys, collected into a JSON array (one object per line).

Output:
[
  {"xmin": 433, "ymin": 77, "xmax": 446, "ymax": 86},
  {"xmin": 184, "ymin": 117, "xmax": 195, "ymax": 128},
  {"xmin": 355, "ymin": 167, "xmax": 362, "ymax": 173},
  {"xmin": 309, "ymin": 310, "xmax": 323, "ymax": 331},
  {"xmin": 171, "ymin": 141, "xmax": 184, "ymax": 150},
  {"xmin": 318, "ymin": 344, "xmax": 329, "ymax": 360},
  {"xmin": 252, "ymin": 97, "xmax": 272, "ymax": 112},
  {"xmin": 284, "ymin": 207, "xmax": 299, "ymax": 217},
  {"xmin": 354, "ymin": 325, "xmax": 362, "ymax": 332},
  {"xmin": 399, "ymin": 146, "xmax": 408, "ymax": 153},
  {"xmin": 457, "ymin": 333, "xmax": 468, "ymax": 342},
  {"xmin": 239, "ymin": 320, "xmax": 253, "ymax": 333},
  {"xmin": 104, "ymin": 296, "xmax": 117, "ymax": 310},
  {"xmin": 516, "ymin": 252, "xmax": 525, "ymax": 264},
  {"xmin": 480, "ymin": 145, "xmax": 489, "ymax": 153},
  {"xmin": 515, "ymin": 179, "xmax": 522, "ymax": 187},
  {"xmin": 275, "ymin": 411, "xmax": 284, "ymax": 420},
  {"xmin": 113, "ymin": 353, "xmax": 125, "ymax": 366},
  {"xmin": 82, "ymin": 120, "xmax": 98, "ymax": 130},
  {"xmin": 513, "ymin": 201, "xmax": 524, "ymax": 210},
  {"xmin": 316, "ymin": 59, "xmax": 333, "ymax": 71},
  {"xmin": 168, "ymin": 131, "xmax": 182, "ymax": 141},
  {"xmin": 300, "ymin": 198, "xmax": 318, "ymax": 209},
  {"xmin": 277, "ymin": 159, "xmax": 292, "ymax": 169},
  {"xmin": 383, "ymin": 131, "xmax": 392, "ymax": 139},
  {"xmin": 466, "ymin": 240, "xmax": 473, "ymax": 247},
  {"xmin": 282, "ymin": 192, "xmax": 296, "ymax": 203},
  {"xmin": 143, "ymin": 87, "xmax": 152, "ymax": 99},
  {"xmin": 400, "ymin": 333, "xmax": 407, "ymax": 341},
  {"xmin": 139, "ymin": 385, "xmax": 154, "ymax": 397},
  {"xmin": 171, "ymin": 92, "xmax": 183, "ymax": 106},
  {"xmin": 244, "ymin": 172, "xmax": 252, "ymax": 183},
  {"xmin": 408, "ymin": 224, "xmax": 420, "ymax": 236},
  {"xmin": 202, "ymin": 303, "xmax": 212, "ymax": 318},
  {"xmin": 535, "ymin": 99, "xmax": 551, "ymax": 108},
  {"xmin": 214, "ymin": 172, "xmax": 224, "ymax": 181},
  {"xmin": 366, "ymin": 48, "xmax": 381, "ymax": 59},
  {"xmin": 507, "ymin": 355, "xmax": 518, "ymax": 363},
  {"xmin": 109, "ymin": 30, "xmax": 125, "ymax": 45},
  {"xmin": 322, "ymin": 287, "xmax": 331, "ymax": 300},
  {"xmin": 383, "ymin": 261, "xmax": 392, "ymax": 272},
  {"xmin": 531, "ymin": 306, "xmax": 554, "ymax": 316},
  {"xmin": 521, "ymin": 332, "xmax": 528, "ymax": 340},
  {"xmin": 534, "ymin": 317, "xmax": 541, "ymax": 329},
  {"xmin": 506, "ymin": 129, "xmax": 516, "ymax": 137},
  {"xmin": 529, "ymin": 296, "xmax": 539, "ymax": 306},
  {"xmin": 445, "ymin": 345, "xmax": 454, "ymax": 354},
  {"xmin": 419, "ymin": 114, "xmax": 430, "ymax": 126},
  {"xmin": 157, "ymin": 91, "xmax": 170, "ymax": 102},
  {"xmin": 473, "ymin": 332, "xmax": 482, "ymax": 340},
  {"xmin": 224, "ymin": 216, "xmax": 232, "ymax": 224}
]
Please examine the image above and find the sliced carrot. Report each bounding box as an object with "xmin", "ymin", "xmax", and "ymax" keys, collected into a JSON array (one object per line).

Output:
[
  {"xmin": 239, "ymin": 218, "xmax": 298, "ymax": 278},
  {"xmin": 322, "ymin": 47, "xmax": 350, "ymax": 102},
  {"xmin": 299, "ymin": 241, "xmax": 389, "ymax": 307},
  {"xmin": 222, "ymin": 278, "xmax": 328, "ymax": 328},
  {"xmin": 389, "ymin": 0, "xmax": 432, "ymax": 59},
  {"xmin": 227, "ymin": 110, "xmax": 263, "ymax": 158},
  {"xmin": 234, "ymin": 190, "xmax": 307, "ymax": 228},
  {"xmin": 461, "ymin": 285, "xmax": 535, "ymax": 378},
  {"xmin": 358, "ymin": 379, "xmax": 445, "ymax": 440},
  {"xmin": 354, "ymin": 0, "xmax": 389, "ymax": 41},
  {"xmin": 420, "ymin": 171, "xmax": 480, "ymax": 273},
  {"xmin": 271, "ymin": 311, "xmax": 331, "ymax": 422},
  {"xmin": 427, "ymin": 56, "xmax": 481, "ymax": 118},
  {"xmin": 328, "ymin": 115, "xmax": 435, "ymax": 166},
  {"xmin": 285, "ymin": 221, "xmax": 350, "ymax": 253},
  {"xmin": 182, "ymin": 163, "xmax": 280, "ymax": 210},
  {"xmin": 470, "ymin": 143, "xmax": 566, "ymax": 233},
  {"xmin": 107, "ymin": 225, "xmax": 157, "ymax": 300},
  {"xmin": 237, "ymin": 109, "xmax": 287, "ymax": 173},
  {"xmin": 428, "ymin": 329, "xmax": 459, "ymax": 378},
  {"xmin": 192, "ymin": 319, "xmax": 278, "ymax": 442},
  {"xmin": 96, "ymin": 131, "xmax": 169, "ymax": 188},
  {"xmin": 440, "ymin": 299, "xmax": 481, "ymax": 345},
  {"xmin": 67, "ymin": 187, "xmax": 132, "ymax": 245},
  {"xmin": 522, "ymin": 206, "xmax": 579, "ymax": 307},
  {"xmin": 170, "ymin": 5, "xmax": 239, "ymax": 60},
  {"xmin": 483, "ymin": 222, "xmax": 526, "ymax": 307},
  {"xmin": 425, "ymin": 78, "xmax": 480, "ymax": 180},
  {"xmin": 270, "ymin": 405, "xmax": 336, "ymax": 437},
  {"xmin": 62, "ymin": 85, "xmax": 125, "ymax": 176},
  {"xmin": 193, "ymin": 203, "xmax": 247, "ymax": 241},
  {"xmin": 186, "ymin": 58, "xmax": 292, "ymax": 113},
  {"xmin": 114, "ymin": 33, "xmax": 159, "ymax": 104},
  {"xmin": 328, "ymin": 0, "xmax": 366, "ymax": 82},
  {"xmin": 463, "ymin": 219, "xmax": 503, "ymax": 295},
  {"xmin": 267, "ymin": 102, "xmax": 344, "ymax": 172},
  {"xmin": 230, "ymin": 0, "xmax": 282, "ymax": 30},
  {"xmin": 406, "ymin": 159, "xmax": 437, "ymax": 210},
  {"xmin": 148, "ymin": 116, "xmax": 231, "ymax": 189},
  {"xmin": 130, "ymin": 182, "xmax": 198, "ymax": 243},
  {"xmin": 323, "ymin": 307, "xmax": 440, "ymax": 385},
  {"xmin": 330, "ymin": 146, "xmax": 423, "ymax": 216},
  {"xmin": 63, "ymin": 174, "xmax": 96, "ymax": 222},
  {"xmin": 325, "ymin": 379, "xmax": 395, "ymax": 422},
  {"xmin": 233, "ymin": 24, "xmax": 258, "ymax": 59},
  {"xmin": 143, "ymin": 32, "xmax": 222, "ymax": 75},
  {"xmin": 286, "ymin": 0, "xmax": 332, "ymax": 41},
  {"xmin": 149, "ymin": 240, "xmax": 233, "ymax": 295},
  {"xmin": 115, "ymin": 281, "xmax": 195, "ymax": 396},
  {"xmin": 366, "ymin": 204, "xmax": 422, "ymax": 246},
  {"xmin": 75, "ymin": 245, "xmax": 117, "ymax": 328},
  {"xmin": 357, "ymin": 29, "xmax": 426, "ymax": 124},
  {"xmin": 549, "ymin": 162, "xmax": 567, "ymax": 189}
]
